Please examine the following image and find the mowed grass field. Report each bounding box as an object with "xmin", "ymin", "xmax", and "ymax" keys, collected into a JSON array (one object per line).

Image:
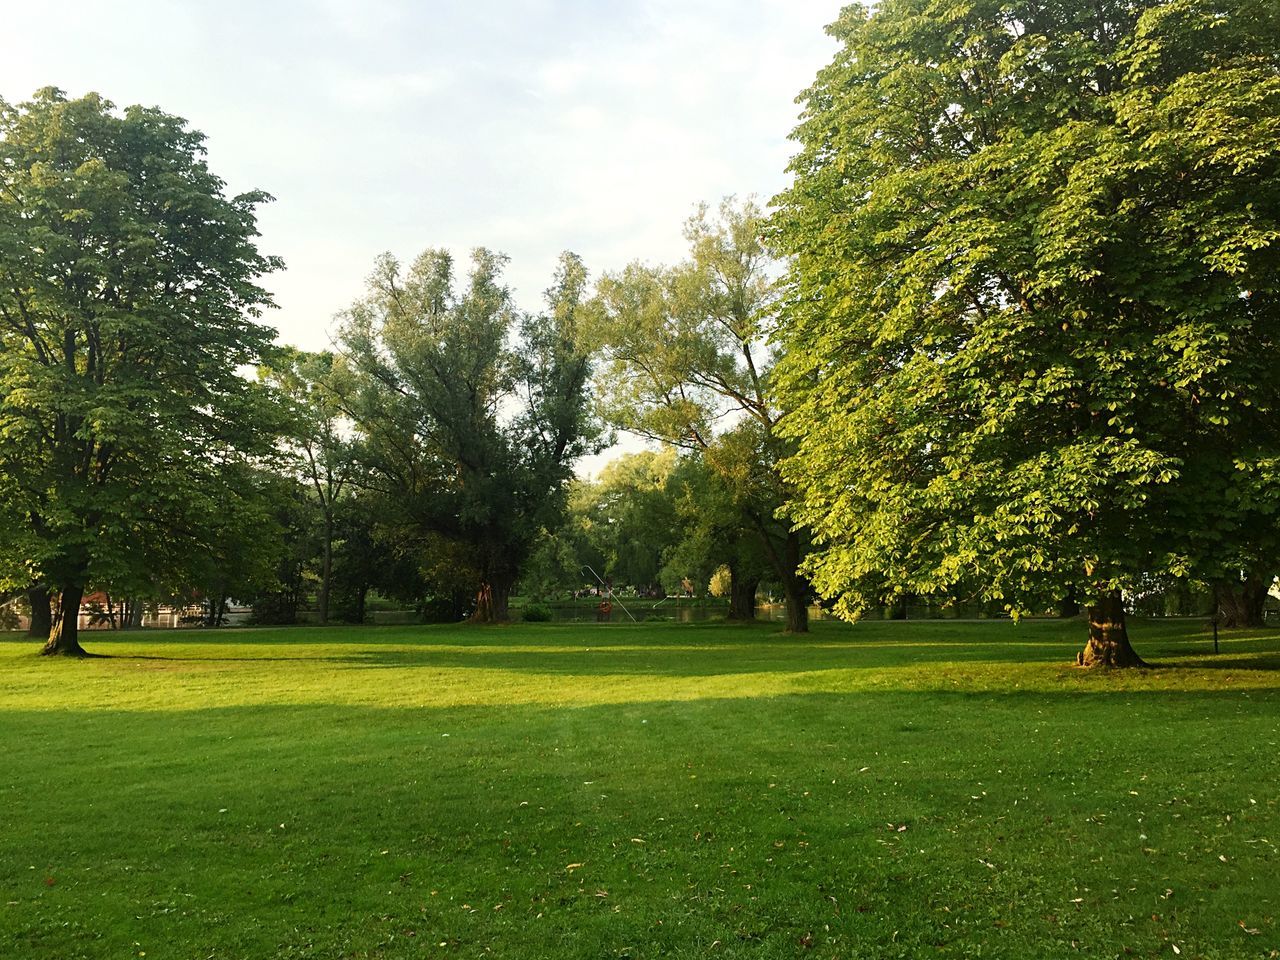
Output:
[{"xmin": 1, "ymin": 619, "xmax": 1278, "ymax": 960}]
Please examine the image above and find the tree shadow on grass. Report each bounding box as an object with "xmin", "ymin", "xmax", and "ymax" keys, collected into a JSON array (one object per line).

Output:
[
  {"xmin": 327, "ymin": 642, "xmax": 1072, "ymax": 676},
  {"xmin": 1161, "ymin": 652, "xmax": 1280, "ymax": 672},
  {"xmin": 13, "ymin": 620, "xmax": 1278, "ymax": 678},
  {"xmin": 46, "ymin": 642, "xmax": 1068, "ymax": 675},
  {"xmin": 99, "ymin": 653, "xmax": 342, "ymax": 664}
]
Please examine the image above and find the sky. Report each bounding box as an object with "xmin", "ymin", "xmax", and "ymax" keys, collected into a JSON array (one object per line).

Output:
[{"xmin": 1, "ymin": 0, "xmax": 841, "ymax": 470}]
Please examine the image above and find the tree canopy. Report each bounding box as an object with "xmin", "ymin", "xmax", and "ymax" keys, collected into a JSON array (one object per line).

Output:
[
  {"xmin": 586, "ymin": 199, "xmax": 812, "ymax": 631},
  {"xmin": 771, "ymin": 0, "xmax": 1280, "ymax": 664},
  {"xmin": 334, "ymin": 247, "xmax": 596, "ymax": 622},
  {"xmin": 0, "ymin": 88, "xmax": 284, "ymax": 654}
]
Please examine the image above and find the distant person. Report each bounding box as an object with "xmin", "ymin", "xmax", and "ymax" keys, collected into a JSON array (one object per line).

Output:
[
  {"xmin": 681, "ymin": 578, "xmax": 694, "ymax": 597},
  {"xmin": 597, "ymin": 600, "xmax": 612, "ymax": 622}
]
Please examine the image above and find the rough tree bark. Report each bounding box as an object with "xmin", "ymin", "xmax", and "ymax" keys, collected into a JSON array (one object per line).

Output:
[
  {"xmin": 41, "ymin": 585, "xmax": 88, "ymax": 657},
  {"xmin": 727, "ymin": 566, "xmax": 759, "ymax": 621},
  {"xmin": 1078, "ymin": 590, "xmax": 1146, "ymax": 668},
  {"xmin": 26, "ymin": 586, "xmax": 51, "ymax": 640},
  {"xmin": 782, "ymin": 584, "xmax": 809, "ymax": 633},
  {"xmin": 757, "ymin": 526, "xmax": 809, "ymax": 633},
  {"xmin": 470, "ymin": 576, "xmax": 513, "ymax": 623},
  {"xmin": 1216, "ymin": 574, "xmax": 1270, "ymax": 628}
]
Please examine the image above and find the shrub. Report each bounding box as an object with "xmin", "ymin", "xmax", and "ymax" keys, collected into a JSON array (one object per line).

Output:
[{"xmin": 522, "ymin": 603, "xmax": 552, "ymax": 622}]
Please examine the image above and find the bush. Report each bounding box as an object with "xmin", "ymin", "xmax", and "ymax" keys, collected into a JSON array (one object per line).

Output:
[
  {"xmin": 248, "ymin": 594, "xmax": 298, "ymax": 625},
  {"xmin": 417, "ymin": 592, "xmax": 472, "ymax": 623},
  {"xmin": 522, "ymin": 603, "xmax": 552, "ymax": 622}
]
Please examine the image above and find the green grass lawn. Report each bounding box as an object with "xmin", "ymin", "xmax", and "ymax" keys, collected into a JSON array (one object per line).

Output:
[{"xmin": 1, "ymin": 618, "xmax": 1277, "ymax": 959}]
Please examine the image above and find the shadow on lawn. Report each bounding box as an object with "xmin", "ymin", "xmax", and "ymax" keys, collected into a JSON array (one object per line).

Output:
[
  {"xmin": 1166, "ymin": 651, "xmax": 1280, "ymax": 672},
  {"xmin": 60, "ymin": 642, "xmax": 1069, "ymax": 674},
  {"xmin": 93, "ymin": 644, "xmax": 1280, "ymax": 676},
  {"xmin": 329, "ymin": 641, "xmax": 1078, "ymax": 675},
  {"xmin": 323, "ymin": 624, "xmax": 1279, "ymax": 676},
  {"xmin": 12, "ymin": 620, "xmax": 1277, "ymax": 677}
]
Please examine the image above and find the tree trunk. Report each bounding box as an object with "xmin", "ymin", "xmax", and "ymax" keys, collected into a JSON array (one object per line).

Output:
[
  {"xmin": 470, "ymin": 577, "xmax": 513, "ymax": 623},
  {"xmin": 1216, "ymin": 574, "xmax": 1270, "ymax": 628},
  {"xmin": 1079, "ymin": 591, "xmax": 1146, "ymax": 668},
  {"xmin": 727, "ymin": 567, "xmax": 759, "ymax": 621},
  {"xmin": 778, "ymin": 576, "xmax": 808, "ymax": 634},
  {"xmin": 319, "ymin": 514, "xmax": 333, "ymax": 625},
  {"xmin": 781, "ymin": 530, "xmax": 809, "ymax": 633},
  {"xmin": 205, "ymin": 594, "xmax": 227, "ymax": 628},
  {"xmin": 42, "ymin": 585, "xmax": 87, "ymax": 657},
  {"xmin": 356, "ymin": 584, "xmax": 369, "ymax": 624},
  {"xmin": 1058, "ymin": 592, "xmax": 1080, "ymax": 618},
  {"xmin": 126, "ymin": 598, "xmax": 143, "ymax": 629},
  {"xmin": 27, "ymin": 586, "xmax": 51, "ymax": 639}
]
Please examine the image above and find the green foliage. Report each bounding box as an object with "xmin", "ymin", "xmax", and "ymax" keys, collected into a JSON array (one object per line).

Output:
[
  {"xmin": 586, "ymin": 199, "xmax": 812, "ymax": 628},
  {"xmin": 327, "ymin": 489, "xmax": 428, "ymax": 623},
  {"xmin": 517, "ymin": 448, "xmax": 770, "ymax": 603},
  {"xmin": 772, "ymin": 0, "xmax": 1280, "ymax": 619},
  {"xmin": 708, "ymin": 564, "xmax": 732, "ymax": 597},
  {"xmin": 334, "ymin": 249, "xmax": 596, "ymax": 620},
  {"xmin": 587, "ymin": 198, "xmax": 778, "ymax": 449},
  {"xmin": 587, "ymin": 449, "xmax": 681, "ymax": 590},
  {"xmin": 0, "ymin": 88, "xmax": 283, "ymax": 617},
  {"xmin": 517, "ymin": 450, "xmax": 678, "ymax": 598},
  {"xmin": 241, "ymin": 474, "xmax": 316, "ymax": 625},
  {"xmin": 520, "ymin": 601, "xmax": 552, "ymax": 622},
  {"xmin": 659, "ymin": 449, "xmax": 769, "ymax": 600},
  {"xmin": 259, "ymin": 348, "xmax": 358, "ymax": 623}
]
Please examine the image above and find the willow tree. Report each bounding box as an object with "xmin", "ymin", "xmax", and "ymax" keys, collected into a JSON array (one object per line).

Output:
[
  {"xmin": 586, "ymin": 199, "xmax": 813, "ymax": 632},
  {"xmin": 771, "ymin": 0, "xmax": 1280, "ymax": 665},
  {"xmin": 0, "ymin": 89, "xmax": 281, "ymax": 655},
  {"xmin": 335, "ymin": 249, "xmax": 595, "ymax": 622}
]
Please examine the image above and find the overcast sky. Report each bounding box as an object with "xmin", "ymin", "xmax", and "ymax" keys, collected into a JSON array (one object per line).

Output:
[
  {"xmin": 3, "ymin": 1, "xmax": 839, "ymax": 341},
  {"xmin": 2, "ymin": 1, "xmax": 841, "ymax": 470}
]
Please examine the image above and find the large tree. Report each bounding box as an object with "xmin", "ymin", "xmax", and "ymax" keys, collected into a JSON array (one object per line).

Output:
[
  {"xmin": 587, "ymin": 199, "xmax": 813, "ymax": 631},
  {"xmin": 771, "ymin": 0, "xmax": 1280, "ymax": 665},
  {"xmin": 335, "ymin": 248, "xmax": 595, "ymax": 622},
  {"xmin": 0, "ymin": 88, "xmax": 282, "ymax": 655}
]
